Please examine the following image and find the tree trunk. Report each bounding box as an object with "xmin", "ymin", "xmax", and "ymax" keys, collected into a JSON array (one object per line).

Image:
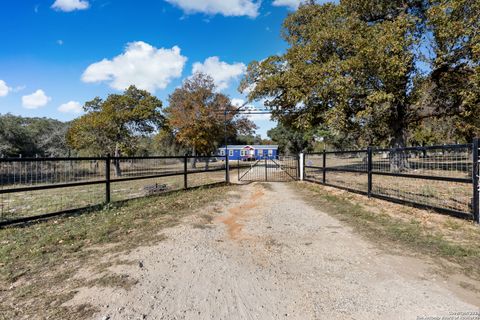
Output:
[
  {"xmin": 205, "ymin": 156, "xmax": 210, "ymax": 170},
  {"xmin": 190, "ymin": 147, "xmax": 197, "ymax": 169},
  {"xmin": 114, "ymin": 143, "xmax": 122, "ymax": 177},
  {"xmin": 389, "ymin": 111, "xmax": 410, "ymax": 172}
]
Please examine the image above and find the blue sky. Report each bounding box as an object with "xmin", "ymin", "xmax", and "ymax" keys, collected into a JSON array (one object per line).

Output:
[{"xmin": 0, "ymin": 0, "xmax": 311, "ymax": 138}]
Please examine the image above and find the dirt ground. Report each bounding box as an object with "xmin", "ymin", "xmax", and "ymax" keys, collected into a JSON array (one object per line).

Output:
[{"xmin": 67, "ymin": 182, "xmax": 479, "ymax": 320}]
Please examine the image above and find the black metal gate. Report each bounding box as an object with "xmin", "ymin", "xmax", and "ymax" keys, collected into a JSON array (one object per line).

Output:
[{"xmin": 237, "ymin": 156, "xmax": 298, "ymax": 182}]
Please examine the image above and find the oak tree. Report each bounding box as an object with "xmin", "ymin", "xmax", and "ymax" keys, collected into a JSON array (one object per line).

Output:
[
  {"xmin": 240, "ymin": 0, "xmax": 479, "ymax": 169},
  {"xmin": 66, "ymin": 86, "xmax": 163, "ymax": 175}
]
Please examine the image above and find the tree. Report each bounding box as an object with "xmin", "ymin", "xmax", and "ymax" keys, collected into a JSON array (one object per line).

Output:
[
  {"xmin": 67, "ymin": 86, "xmax": 163, "ymax": 175},
  {"xmin": 165, "ymin": 73, "xmax": 256, "ymax": 168},
  {"xmin": 240, "ymin": 0, "xmax": 479, "ymax": 170},
  {"xmin": 267, "ymin": 124, "xmax": 313, "ymax": 155},
  {"xmin": 0, "ymin": 114, "xmax": 70, "ymax": 157}
]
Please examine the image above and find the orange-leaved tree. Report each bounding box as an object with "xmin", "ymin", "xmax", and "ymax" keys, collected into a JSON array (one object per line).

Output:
[{"xmin": 164, "ymin": 73, "xmax": 256, "ymax": 168}]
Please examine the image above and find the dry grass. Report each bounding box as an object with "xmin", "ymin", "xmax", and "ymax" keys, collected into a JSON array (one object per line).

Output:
[{"xmin": 0, "ymin": 184, "xmax": 235, "ymax": 319}]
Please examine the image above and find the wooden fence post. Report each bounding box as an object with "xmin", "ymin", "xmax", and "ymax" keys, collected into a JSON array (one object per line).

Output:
[
  {"xmin": 105, "ymin": 154, "xmax": 111, "ymax": 204},
  {"xmin": 473, "ymin": 138, "xmax": 479, "ymax": 223}
]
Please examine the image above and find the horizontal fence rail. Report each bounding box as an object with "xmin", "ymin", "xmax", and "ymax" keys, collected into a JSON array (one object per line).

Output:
[
  {"xmin": 304, "ymin": 141, "xmax": 478, "ymax": 220},
  {"xmin": 0, "ymin": 155, "xmax": 230, "ymax": 227}
]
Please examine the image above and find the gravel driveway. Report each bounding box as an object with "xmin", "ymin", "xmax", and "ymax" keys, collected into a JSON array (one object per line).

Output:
[{"xmin": 69, "ymin": 182, "xmax": 479, "ymax": 319}]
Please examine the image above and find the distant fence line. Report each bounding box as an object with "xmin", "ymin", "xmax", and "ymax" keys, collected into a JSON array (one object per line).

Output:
[
  {"xmin": 302, "ymin": 139, "xmax": 479, "ymax": 222},
  {"xmin": 0, "ymin": 155, "xmax": 233, "ymax": 227}
]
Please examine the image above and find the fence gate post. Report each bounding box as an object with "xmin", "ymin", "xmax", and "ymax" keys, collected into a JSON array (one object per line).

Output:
[
  {"xmin": 184, "ymin": 154, "xmax": 188, "ymax": 190},
  {"xmin": 299, "ymin": 153, "xmax": 304, "ymax": 181},
  {"xmin": 473, "ymin": 138, "xmax": 479, "ymax": 223},
  {"xmin": 225, "ymin": 154, "xmax": 230, "ymax": 184},
  {"xmin": 322, "ymin": 149, "xmax": 326, "ymax": 184},
  {"xmin": 367, "ymin": 147, "xmax": 373, "ymax": 198},
  {"xmin": 265, "ymin": 157, "xmax": 268, "ymax": 181},
  {"xmin": 105, "ymin": 154, "xmax": 111, "ymax": 204}
]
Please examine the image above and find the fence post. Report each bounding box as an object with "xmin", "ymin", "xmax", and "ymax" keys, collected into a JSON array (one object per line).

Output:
[
  {"xmin": 473, "ymin": 138, "xmax": 479, "ymax": 223},
  {"xmin": 367, "ymin": 147, "xmax": 373, "ymax": 198},
  {"xmin": 265, "ymin": 157, "xmax": 268, "ymax": 181},
  {"xmin": 105, "ymin": 154, "xmax": 111, "ymax": 204},
  {"xmin": 299, "ymin": 153, "xmax": 304, "ymax": 181},
  {"xmin": 184, "ymin": 154, "xmax": 188, "ymax": 190},
  {"xmin": 322, "ymin": 149, "xmax": 326, "ymax": 184},
  {"xmin": 225, "ymin": 153, "xmax": 230, "ymax": 184}
]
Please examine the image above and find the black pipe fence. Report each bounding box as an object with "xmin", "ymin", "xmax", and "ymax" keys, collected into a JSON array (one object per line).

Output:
[
  {"xmin": 0, "ymin": 155, "xmax": 230, "ymax": 227},
  {"xmin": 303, "ymin": 140, "xmax": 479, "ymax": 221}
]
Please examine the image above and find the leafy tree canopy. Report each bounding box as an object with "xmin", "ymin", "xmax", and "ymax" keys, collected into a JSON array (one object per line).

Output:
[
  {"xmin": 240, "ymin": 0, "xmax": 480, "ymax": 147},
  {"xmin": 0, "ymin": 114, "xmax": 70, "ymax": 157},
  {"xmin": 66, "ymin": 85, "xmax": 163, "ymax": 157},
  {"xmin": 165, "ymin": 73, "xmax": 257, "ymax": 157}
]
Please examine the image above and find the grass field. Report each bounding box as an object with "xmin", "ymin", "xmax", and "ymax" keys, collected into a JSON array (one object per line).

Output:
[{"xmin": 0, "ymin": 184, "xmax": 235, "ymax": 319}]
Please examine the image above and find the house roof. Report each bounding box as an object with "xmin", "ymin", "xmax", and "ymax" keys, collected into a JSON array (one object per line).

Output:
[{"xmin": 219, "ymin": 145, "xmax": 278, "ymax": 150}]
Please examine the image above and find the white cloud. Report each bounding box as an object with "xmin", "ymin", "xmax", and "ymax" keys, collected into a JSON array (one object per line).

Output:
[
  {"xmin": 192, "ymin": 57, "xmax": 246, "ymax": 91},
  {"xmin": 272, "ymin": 0, "xmax": 333, "ymax": 10},
  {"xmin": 272, "ymin": 0, "xmax": 302, "ymax": 9},
  {"xmin": 0, "ymin": 80, "xmax": 11, "ymax": 97},
  {"xmin": 22, "ymin": 90, "xmax": 51, "ymax": 109},
  {"xmin": 58, "ymin": 101, "xmax": 83, "ymax": 114},
  {"xmin": 165, "ymin": 0, "xmax": 260, "ymax": 17},
  {"xmin": 82, "ymin": 41, "xmax": 187, "ymax": 93},
  {"xmin": 51, "ymin": 0, "xmax": 90, "ymax": 12}
]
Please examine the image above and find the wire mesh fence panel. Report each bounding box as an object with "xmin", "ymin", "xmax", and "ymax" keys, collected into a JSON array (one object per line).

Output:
[
  {"xmin": 110, "ymin": 157, "xmax": 185, "ymax": 179},
  {"xmin": 304, "ymin": 153, "xmax": 324, "ymax": 181},
  {"xmin": 0, "ymin": 158, "xmax": 105, "ymax": 189},
  {"xmin": 110, "ymin": 175, "xmax": 184, "ymax": 203},
  {"xmin": 187, "ymin": 171, "xmax": 227, "ymax": 189},
  {"xmin": 304, "ymin": 151, "xmax": 368, "ymax": 193},
  {"xmin": 326, "ymin": 171, "xmax": 369, "ymax": 193},
  {"xmin": 185, "ymin": 156, "xmax": 227, "ymax": 174},
  {"xmin": 0, "ymin": 158, "xmax": 107, "ymax": 222},
  {"xmin": 0, "ymin": 155, "xmax": 231, "ymax": 226},
  {"xmin": 371, "ymin": 145, "xmax": 472, "ymax": 179},
  {"xmin": 326, "ymin": 151, "xmax": 368, "ymax": 172},
  {"xmin": 304, "ymin": 143, "xmax": 475, "ymax": 218},
  {"xmin": 0, "ymin": 183, "xmax": 105, "ymax": 221},
  {"xmin": 371, "ymin": 175, "xmax": 471, "ymax": 214}
]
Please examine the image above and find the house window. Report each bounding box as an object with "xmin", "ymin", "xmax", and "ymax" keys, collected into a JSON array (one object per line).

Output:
[
  {"xmin": 268, "ymin": 149, "xmax": 273, "ymax": 156},
  {"xmin": 220, "ymin": 149, "xmax": 225, "ymax": 156},
  {"xmin": 229, "ymin": 149, "xmax": 234, "ymax": 156},
  {"xmin": 240, "ymin": 150, "xmax": 246, "ymax": 156}
]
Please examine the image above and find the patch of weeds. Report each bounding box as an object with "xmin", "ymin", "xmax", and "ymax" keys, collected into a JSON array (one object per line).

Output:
[{"xmin": 443, "ymin": 219, "xmax": 462, "ymax": 231}]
